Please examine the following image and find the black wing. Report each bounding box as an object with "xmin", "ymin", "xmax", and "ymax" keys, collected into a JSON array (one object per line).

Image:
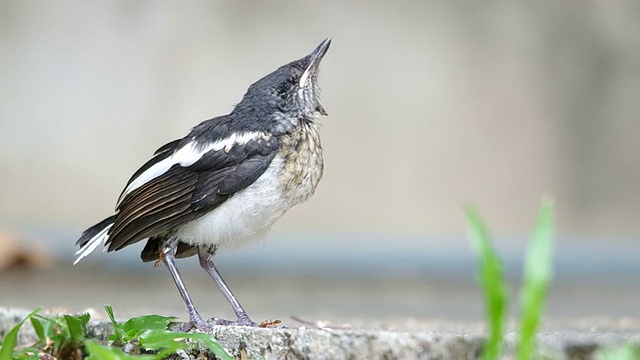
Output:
[
  {"xmin": 106, "ymin": 135, "xmax": 279, "ymax": 252},
  {"xmin": 116, "ymin": 139, "xmax": 182, "ymax": 206}
]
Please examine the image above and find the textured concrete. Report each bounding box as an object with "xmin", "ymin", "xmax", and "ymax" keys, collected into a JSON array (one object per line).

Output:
[{"xmin": 1, "ymin": 307, "xmax": 639, "ymax": 360}]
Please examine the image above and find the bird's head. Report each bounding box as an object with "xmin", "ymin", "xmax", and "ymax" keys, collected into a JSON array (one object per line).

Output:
[{"xmin": 233, "ymin": 38, "xmax": 331, "ymax": 132}]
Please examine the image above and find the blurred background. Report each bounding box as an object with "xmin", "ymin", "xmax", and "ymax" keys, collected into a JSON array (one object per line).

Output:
[{"xmin": 1, "ymin": 1, "xmax": 639, "ymax": 330}]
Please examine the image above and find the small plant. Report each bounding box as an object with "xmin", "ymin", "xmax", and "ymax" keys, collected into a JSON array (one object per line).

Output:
[
  {"xmin": 0, "ymin": 306, "xmax": 232, "ymax": 360},
  {"xmin": 102, "ymin": 305, "xmax": 231, "ymax": 360},
  {"xmin": 517, "ymin": 198, "xmax": 554, "ymax": 360},
  {"xmin": 33, "ymin": 312, "xmax": 91, "ymax": 359},
  {"xmin": 595, "ymin": 343, "xmax": 640, "ymax": 360},
  {"xmin": 465, "ymin": 207, "xmax": 508, "ymax": 360},
  {"xmin": 465, "ymin": 197, "xmax": 555, "ymax": 360},
  {"xmin": 0, "ymin": 307, "xmax": 90, "ymax": 360},
  {"xmin": 0, "ymin": 308, "xmax": 41, "ymax": 360}
]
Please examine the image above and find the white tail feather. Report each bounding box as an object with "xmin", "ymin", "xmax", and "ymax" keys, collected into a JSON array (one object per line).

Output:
[{"xmin": 73, "ymin": 224, "xmax": 113, "ymax": 265}]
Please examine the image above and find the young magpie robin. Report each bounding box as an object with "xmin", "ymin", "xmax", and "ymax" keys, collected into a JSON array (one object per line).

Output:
[{"xmin": 74, "ymin": 38, "xmax": 331, "ymax": 331}]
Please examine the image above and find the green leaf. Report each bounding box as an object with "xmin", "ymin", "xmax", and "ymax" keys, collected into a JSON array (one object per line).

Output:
[
  {"xmin": 142, "ymin": 330, "xmax": 192, "ymax": 359},
  {"xmin": 0, "ymin": 308, "xmax": 41, "ymax": 360},
  {"xmin": 85, "ymin": 340, "xmax": 156, "ymax": 360},
  {"xmin": 517, "ymin": 198, "xmax": 555, "ymax": 360},
  {"xmin": 120, "ymin": 315, "xmax": 174, "ymax": 341},
  {"xmin": 78, "ymin": 313, "xmax": 91, "ymax": 327},
  {"xmin": 32, "ymin": 314, "xmax": 72, "ymax": 354},
  {"xmin": 137, "ymin": 330, "xmax": 232, "ymax": 360},
  {"xmin": 186, "ymin": 333, "xmax": 233, "ymax": 360},
  {"xmin": 64, "ymin": 314, "xmax": 88, "ymax": 343},
  {"xmin": 29, "ymin": 317, "xmax": 44, "ymax": 342},
  {"xmin": 100, "ymin": 307, "xmax": 231, "ymax": 359},
  {"xmin": 138, "ymin": 330, "xmax": 188, "ymax": 352},
  {"xmin": 465, "ymin": 207, "xmax": 508, "ymax": 360},
  {"xmin": 32, "ymin": 315, "xmax": 56, "ymax": 341}
]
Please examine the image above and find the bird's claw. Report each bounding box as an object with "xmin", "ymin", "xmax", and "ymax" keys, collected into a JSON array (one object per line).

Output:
[
  {"xmin": 175, "ymin": 318, "xmax": 213, "ymax": 333},
  {"xmin": 212, "ymin": 316, "xmax": 258, "ymax": 327}
]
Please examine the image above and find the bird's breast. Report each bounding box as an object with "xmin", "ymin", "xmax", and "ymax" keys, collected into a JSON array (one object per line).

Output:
[
  {"xmin": 172, "ymin": 123, "xmax": 323, "ymax": 249},
  {"xmin": 277, "ymin": 121, "xmax": 324, "ymax": 205}
]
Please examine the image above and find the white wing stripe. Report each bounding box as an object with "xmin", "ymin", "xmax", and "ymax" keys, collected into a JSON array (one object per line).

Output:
[{"xmin": 118, "ymin": 131, "xmax": 266, "ymax": 203}]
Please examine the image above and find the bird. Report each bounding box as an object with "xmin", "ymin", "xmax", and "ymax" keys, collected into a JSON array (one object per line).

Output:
[{"xmin": 74, "ymin": 38, "xmax": 331, "ymax": 332}]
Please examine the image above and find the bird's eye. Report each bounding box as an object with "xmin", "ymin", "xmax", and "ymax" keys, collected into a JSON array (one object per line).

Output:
[{"xmin": 275, "ymin": 80, "xmax": 294, "ymax": 95}]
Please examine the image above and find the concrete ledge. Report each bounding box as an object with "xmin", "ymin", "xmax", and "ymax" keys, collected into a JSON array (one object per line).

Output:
[{"xmin": 1, "ymin": 308, "xmax": 638, "ymax": 359}]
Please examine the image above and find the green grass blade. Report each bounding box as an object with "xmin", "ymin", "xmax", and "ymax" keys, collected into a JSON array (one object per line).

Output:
[
  {"xmin": 517, "ymin": 197, "xmax": 555, "ymax": 360},
  {"xmin": 465, "ymin": 207, "xmax": 509, "ymax": 360},
  {"xmin": 0, "ymin": 308, "xmax": 41, "ymax": 360},
  {"xmin": 104, "ymin": 305, "xmax": 125, "ymax": 344}
]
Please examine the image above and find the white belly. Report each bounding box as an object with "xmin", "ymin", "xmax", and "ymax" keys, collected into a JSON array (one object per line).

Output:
[{"xmin": 173, "ymin": 156, "xmax": 289, "ymax": 248}]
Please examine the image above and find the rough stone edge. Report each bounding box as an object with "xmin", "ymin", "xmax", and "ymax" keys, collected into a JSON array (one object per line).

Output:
[{"xmin": 1, "ymin": 307, "xmax": 638, "ymax": 359}]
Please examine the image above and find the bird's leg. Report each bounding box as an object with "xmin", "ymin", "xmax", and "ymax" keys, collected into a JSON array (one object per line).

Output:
[
  {"xmin": 198, "ymin": 249, "xmax": 257, "ymax": 326},
  {"xmin": 161, "ymin": 238, "xmax": 212, "ymax": 332}
]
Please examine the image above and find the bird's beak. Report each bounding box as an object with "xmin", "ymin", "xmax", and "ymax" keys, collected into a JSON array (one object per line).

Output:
[{"xmin": 299, "ymin": 37, "xmax": 331, "ymax": 87}]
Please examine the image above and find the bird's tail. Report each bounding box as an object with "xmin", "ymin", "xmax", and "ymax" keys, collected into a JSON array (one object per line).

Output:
[{"xmin": 74, "ymin": 215, "xmax": 116, "ymax": 265}]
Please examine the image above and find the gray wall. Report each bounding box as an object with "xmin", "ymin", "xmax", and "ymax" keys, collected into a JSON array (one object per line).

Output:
[{"xmin": 2, "ymin": 0, "xmax": 639, "ymax": 238}]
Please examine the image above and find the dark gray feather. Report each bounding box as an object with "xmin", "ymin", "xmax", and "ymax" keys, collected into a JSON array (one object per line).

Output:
[{"xmin": 105, "ymin": 137, "xmax": 279, "ymax": 253}]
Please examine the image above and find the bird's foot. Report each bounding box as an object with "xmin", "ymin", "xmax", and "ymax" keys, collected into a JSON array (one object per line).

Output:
[
  {"xmin": 175, "ymin": 317, "xmax": 213, "ymax": 333},
  {"xmin": 212, "ymin": 315, "xmax": 258, "ymax": 327}
]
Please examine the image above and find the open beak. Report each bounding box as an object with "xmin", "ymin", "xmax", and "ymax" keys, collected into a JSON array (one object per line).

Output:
[{"xmin": 299, "ymin": 37, "xmax": 331, "ymax": 87}]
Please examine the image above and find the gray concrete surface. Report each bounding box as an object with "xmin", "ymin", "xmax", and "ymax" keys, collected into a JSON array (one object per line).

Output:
[
  {"xmin": 1, "ymin": 307, "xmax": 639, "ymax": 360},
  {"xmin": 2, "ymin": 232, "xmax": 639, "ymax": 358},
  {"xmin": 2, "ymin": 261, "xmax": 640, "ymax": 359}
]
